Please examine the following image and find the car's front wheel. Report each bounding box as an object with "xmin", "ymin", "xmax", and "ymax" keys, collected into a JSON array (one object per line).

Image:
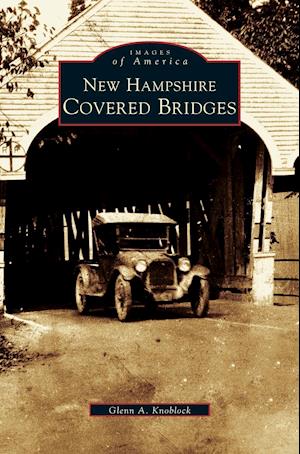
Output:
[
  {"xmin": 114, "ymin": 274, "xmax": 132, "ymax": 321},
  {"xmin": 75, "ymin": 270, "xmax": 89, "ymax": 315},
  {"xmin": 190, "ymin": 278, "xmax": 209, "ymax": 317}
]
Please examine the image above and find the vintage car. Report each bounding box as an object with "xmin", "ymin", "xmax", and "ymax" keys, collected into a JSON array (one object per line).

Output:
[{"xmin": 75, "ymin": 212, "xmax": 210, "ymax": 321}]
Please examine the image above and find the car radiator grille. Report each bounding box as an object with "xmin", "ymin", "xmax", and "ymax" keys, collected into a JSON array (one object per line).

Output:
[{"xmin": 148, "ymin": 260, "xmax": 175, "ymax": 286}]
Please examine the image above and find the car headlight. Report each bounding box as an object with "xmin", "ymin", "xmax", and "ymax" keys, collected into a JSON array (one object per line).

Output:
[
  {"xmin": 135, "ymin": 260, "xmax": 147, "ymax": 273},
  {"xmin": 178, "ymin": 257, "xmax": 191, "ymax": 272}
]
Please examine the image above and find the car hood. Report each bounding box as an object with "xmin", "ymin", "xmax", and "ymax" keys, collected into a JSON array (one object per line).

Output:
[{"xmin": 116, "ymin": 250, "xmax": 175, "ymax": 267}]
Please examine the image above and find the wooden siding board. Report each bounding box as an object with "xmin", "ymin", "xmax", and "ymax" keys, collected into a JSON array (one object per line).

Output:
[
  {"xmin": 274, "ymin": 262, "xmax": 299, "ymax": 280},
  {"xmin": 274, "ymin": 279, "xmax": 299, "ymax": 296},
  {"xmin": 272, "ymin": 193, "xmax": 299, "ymax": 300},
  {"xmin": 273, "ymin": 295, "xmax": 298, "ymax": 305}
]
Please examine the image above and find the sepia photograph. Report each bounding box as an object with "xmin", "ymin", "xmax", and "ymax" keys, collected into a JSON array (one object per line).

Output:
[{"xmin": 0, "ymin": 1, "xmax": 298, "ymax": 453}]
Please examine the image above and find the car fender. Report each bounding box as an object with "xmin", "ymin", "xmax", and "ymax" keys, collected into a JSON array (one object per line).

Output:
[
  {"xmin": 76, "ymin": 264, "xmax": 91, "ymax": 288},
  {"xmin": 76, "ymin": 263, "xmax": 103, "ymax": 293},
  {"xmin": 116, "ymin": 265, "xmax": 137, "ymax": 281},
  {"xmin": 179, "ymin": 265, "xmax": 210, "ymax": 293}
]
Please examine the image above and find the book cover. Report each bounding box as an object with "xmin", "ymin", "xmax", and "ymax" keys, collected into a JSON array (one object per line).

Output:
[{"xmin": 0, "ymin": 1, "xmax": 298, "ymax": 453}]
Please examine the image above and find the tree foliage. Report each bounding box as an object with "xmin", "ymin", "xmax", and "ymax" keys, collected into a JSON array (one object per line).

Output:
[
  {"xmin": 69, "ymin": 0, "xmax": 86, "ymax": 20},
  {"xmin": 0, "ymin": 1, "xmax": 52, "ymax": 143},
  {"xmin": 195, "ymin": 0, "xmax": 299, "ymax": 88},
  {"xmin": 0, "ymin": 0, "xmax": 51, "ymax": 85}
]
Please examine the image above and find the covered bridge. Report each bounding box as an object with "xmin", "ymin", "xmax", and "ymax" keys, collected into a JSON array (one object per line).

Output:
[{"xmin": 0, "ymin": 0, "xmax": 298, "ymax": 311}]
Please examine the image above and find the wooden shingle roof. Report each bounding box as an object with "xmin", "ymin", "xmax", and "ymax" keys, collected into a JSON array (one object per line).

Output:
[{"xmin": 0, "ymin": 0, "xmax": 298, "ymax": 179}]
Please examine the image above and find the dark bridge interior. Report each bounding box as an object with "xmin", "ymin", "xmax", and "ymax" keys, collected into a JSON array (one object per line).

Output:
[
  {"xmin": 24, "ymin": 124, "xmax": 221, "ymax": 209},
  {"xmin": 5, "ymin": 122, "xmax": 257, "ymax": 311}
]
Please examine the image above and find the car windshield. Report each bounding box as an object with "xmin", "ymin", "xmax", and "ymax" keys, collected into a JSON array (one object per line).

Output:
[
  {"xmin": 94, "ymin": 225, "xmax": 117, "ymax": 254},
  {"xmin": 118, "ymin": 224, "xmax": 170, "ymax": 250}
]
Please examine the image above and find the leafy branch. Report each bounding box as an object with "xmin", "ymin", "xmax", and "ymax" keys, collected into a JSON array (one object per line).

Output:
[
  {"xmin": 0, "ymin": 1, "xmax": 54, "ymax": 144},
  {"xmin": 195, "ymin": 0, "xmax": 299, "ymax": 88}
]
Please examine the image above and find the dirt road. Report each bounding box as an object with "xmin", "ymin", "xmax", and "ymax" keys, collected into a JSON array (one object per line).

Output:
[{"xmin": 0, "ymin": 301, "xmax": 298, "ymax": 453}]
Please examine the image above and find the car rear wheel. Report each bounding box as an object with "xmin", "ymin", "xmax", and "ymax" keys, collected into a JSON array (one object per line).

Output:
[
  {"xmin": 191, "ymin": 278, "xmax": 209, "ymax": 317},
  {"xmin": 75, "ymin": 270, "xmax": 89, "ymax": 315},
  {"xmin": 114, "ymin": 274, "xmax": 132, "ymax": 321}
]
